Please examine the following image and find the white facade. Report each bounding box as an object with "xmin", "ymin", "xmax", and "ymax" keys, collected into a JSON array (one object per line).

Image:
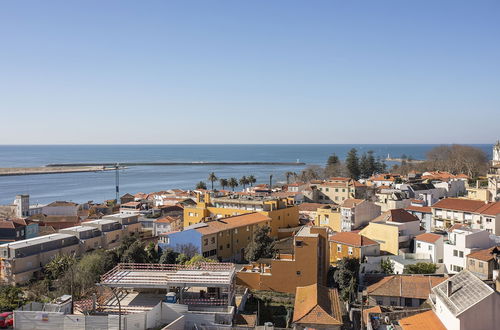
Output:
[
  {"xmin": 415, "ymin": 237, "xmax": 444, "ymax": 263},
  {"xmin": 443, "ymin": 229, "xmax": 494, "ymax": 274}
]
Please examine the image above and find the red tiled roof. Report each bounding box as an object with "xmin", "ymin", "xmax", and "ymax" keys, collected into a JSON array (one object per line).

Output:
[
  {"xmin": 399, "ymin": 310, "xmax": 445, "ymax": 330},
  {"xmin": 374, "ymin": 209, "xmax": 419, "ymax": 223},
  {"xmin": 329, "ymin": 232, "xmax": 378, "ymax": 247},
  {"xmin": 341, "ymin": 198, "xmax": 365, "ymax": 208},
  {"xmin": 405, "ymin": 205, "xmax": 432, "ymax": 213},
  {"xmin": 293, "ymin": 284, "xmax": 343, "ymax": 326},
  {"xmin": 367, "ymin": 275, "xmax": 446, "ymax": 299},
  {"xmin": 194, "ymin": 213, "xmax": 271, "ymax": 235},
  {"xmin": 298, "ymin": 203, "xmax": 328, "ymax": 212},
  {"xmin": 432, "ymin": 198, "xmax": 485, "ymax": 213},
  {"xmin": 467, "ymin": 246, "xmax": 500, "ymax": 262},
  {"xmin": 154, "ymin": 216, "xmax": 179, "ymax": 224},
  {"xmin": 415, "ymin": 233, "xmax": 442, "ymax": 244},
  {"xmin": 475, "ymin": 202, "xmax": 500, "ymax": 216}
]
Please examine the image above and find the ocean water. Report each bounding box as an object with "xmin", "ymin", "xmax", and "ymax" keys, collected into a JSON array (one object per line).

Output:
[{"xmin": 0, "ymin": 144, "xmax": 492, "ymax": 205}]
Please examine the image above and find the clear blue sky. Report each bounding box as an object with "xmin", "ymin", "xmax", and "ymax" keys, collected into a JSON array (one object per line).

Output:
[{"xmin": 1, "ymin": 0, "xmax": 499, "ymax": 144}]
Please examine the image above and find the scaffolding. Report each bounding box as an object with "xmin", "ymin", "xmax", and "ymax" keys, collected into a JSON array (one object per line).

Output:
[{"xmin": 99, "ymin": 263, "xmax": 236, "ymax": 308}]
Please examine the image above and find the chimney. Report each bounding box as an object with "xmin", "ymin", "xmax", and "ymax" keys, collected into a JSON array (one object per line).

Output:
[{"xmin": 447, "ymin": 280, "xmax": 453, "ymax": 297}]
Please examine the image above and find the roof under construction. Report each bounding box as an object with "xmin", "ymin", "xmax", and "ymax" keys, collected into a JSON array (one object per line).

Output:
[{"xmin": 100, "ymin": 263, "xmax": 236, "ymax": 289}]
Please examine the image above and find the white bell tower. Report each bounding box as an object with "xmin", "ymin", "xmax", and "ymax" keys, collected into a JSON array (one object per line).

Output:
[{"xmin": 494, "ymin": 140, "xmax": 500, "ymax": 164}]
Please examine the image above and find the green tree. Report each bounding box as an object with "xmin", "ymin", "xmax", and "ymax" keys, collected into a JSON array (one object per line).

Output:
[
  {"xmin": 285, "ymin": 171, "xmax": 295, "ymax": 184},
  {"xmin": 219, "ymin": 178, "xmax": 229, "ymax": 190},
  {"xmin": 176, "ymin": 253, "xmax": 190, "ymax": 265},
  {"xmin": 121, "ymin": 240, "xmax": 148, "ymax": 263},
  {"xmin": 345, "ymin": 148, "xmax": 360, "ymax": 179},
  {"xmin": 159, "ymin": 248, "xmax": 179, "ymax": 264},
  {"xmin": 196, "ymin": 181, "xmax": 207, "ymax": 190},
  {"xmin": 327, "ymin": 153, "xmax": 340, "ymax": 166},
  {"xmin": 0, "ymin": 286, "xmax": 26, "ymax": 311},
  {"xmin": 247, "ymin": 175, "xmax": 257, "ymax": 187},
  {"xmin": 185, "ymin": 254, "xmax": 216, "ymax": 265},
  {"xmin": 145, "ymin": 242, "xmax": 159, "ymax": 263},
  {"xmin": 333, "ymin": 257, "xmax": 360, "ymax": 302},
  {"xmin": 380, "ymin": 258, "xmax": 394, "ymax": 274},
  {"xmin": 239, "ymin": 176, "xmax": 249, "ymax": 189},
  {"xmin": 228, "ymin": 177, "xmax": 239, "ymax": 191},
  {"xmin": 207, "ymin": 172, "xmax": 218, "ymax": 190},
  {"xmin": 44, "ymin": 254, "xmax": 77, "ymax": 280},
  {"xmin": 403, "ymin": 262, "xmax": 437, "ymax": 274},
  {"xmin": 244, "ymin": 226, "xmax": 276, "ymax": 262}
]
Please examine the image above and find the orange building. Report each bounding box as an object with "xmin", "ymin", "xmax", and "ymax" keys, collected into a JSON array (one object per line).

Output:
[
  {"xmin": 329, "ymin": 231, "xmax": 380, "ymax": 264},
  {"xmin": 293, "ymin": 283, "xmax": 343, "ymax": 329},
  {"xmin": 236, "ymin": 226, "xmax": 329, "ymax": 293}
]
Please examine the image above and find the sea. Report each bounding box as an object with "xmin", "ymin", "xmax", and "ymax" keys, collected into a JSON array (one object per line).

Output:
[{"xmin": 0, "ymin": 144, "xmax": 492, "ymax": 205}]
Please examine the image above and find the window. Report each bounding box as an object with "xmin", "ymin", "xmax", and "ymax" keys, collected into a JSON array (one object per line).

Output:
[
  {"xmin": 459, "ymin": 251, "xmax": 464, "ymax": 258},
  {"xmin": 479, "ymin": 262, "xmax": 483, "ymax": 268},
  {"xmin": 204, "ymin": 239, "xmax": 208, "ymax": 246},
  {"xmin": 296, "ymin": 241, "xmax": 303, "ymax": 247},
  {"xmin": 219, "ymin": 245, "xmax": 223, "ymax": 250},
  {"xmin": 226, "ymin": 243, "xmax": 230, "ymax": 248},
  {"xmin": 246, "ymin": 226, "xmax": 250, "ymax": 231},
  {"xmin": 296, "ymin": 271, "xmax": 301, "ymax": 275},
  {"xmin": 211, "ymin": 237, "xmax": 215, "ymax": 244},
  {"xmin": 405, "ymin": 298, "xmax": 412, "ymax": 307},
  {"xmin": 417, "ymin": 243, "xmax": 421, "ymax": 248},
  {"xmin": 337, "ymin": 245, "xmax": 342, "ymax": 252},
  {"xmin": 342, "ymin": 189, "xmax": 345, "ymax": 192},
  {"xmin": 348, "ymin": 247, "xmax": 353, "ymax": 255},
  {"xmin": 326, "ymin": 188, "xmax": 329, "ymax": 192},
  {"xmin": 453, "ymin": 250, "xmax": 458, "ymax": 257},
  {"xmin": 335, "ymin": 188, "xmax": 338, "ymax": 192},
  {"xmin": 376, "ymin": 300, "xmax": 383, "ymax": 305},
  {"xmin": 428, "ymin": 245, "xmax": 433, "ymax": 251},
  {"xmin": 234, "ymin": 228, "xmax": 238, "ymax": 234}
]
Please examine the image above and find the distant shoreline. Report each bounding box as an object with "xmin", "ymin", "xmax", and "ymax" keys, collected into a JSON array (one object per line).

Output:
[{"xmin": 47, "ymin": 162, "xmax": 306, "ymax": 167}]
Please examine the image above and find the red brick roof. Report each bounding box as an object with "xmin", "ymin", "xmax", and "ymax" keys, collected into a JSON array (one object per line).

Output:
[
  {"xmin": 415, "ymin": 233, "xmax": 442, "ymax": 244},
  {"xmin": 367, "ymin": 275, "xmax": 446, "ymax": 299},
  {"xmin": 432, "ymin": 198, "xmax": 485, "ymax": 213},
  {"xmin": 467, "ymin": 246, "xmax": 500, "ymax": 262},
  {"xmin": 293, "ymin": 284, "xmax": 343, "ymax": 326},
  {"xmin": 374, "ymin": 209, "xmax": 419, "ymax": 223},
  {"xmin": 329, "ymin": 231, "xmax": 378, "ymax": 247},
  {"xmin": 475, "ymin": 202, "xmax": 500, "ymax": 216},
  {"xmin": 399, "ymin": 310, "xmax": 446, "ymax": 330},
  {"xmin": 341, "ymin": 198, "xmax": 365, "ymax": 209},
  {"xmin": 405, "ymin": 205, "xmax": 432, "ymax": 213}
]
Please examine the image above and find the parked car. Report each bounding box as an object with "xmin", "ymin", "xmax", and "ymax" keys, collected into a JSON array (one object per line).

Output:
[{"xmin": 0, "ymin": 312, "xmax": 13, "ymax": 328}]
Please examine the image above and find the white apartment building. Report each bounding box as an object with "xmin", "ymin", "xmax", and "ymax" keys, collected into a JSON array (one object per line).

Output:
[
  {"xmin": 415, "ymin": 233, "xmax": 444, "ymax": 263},
  {"xmin": 443, "ymin": 228, "xmax": 494, "ymax": 274},
  {"xmin": 340, "ymin": 199, "xmax": 381, "ymax": 232},
  {"xmin": 431, "ymin": 269, "xmax": 500, "ymax": 330}
]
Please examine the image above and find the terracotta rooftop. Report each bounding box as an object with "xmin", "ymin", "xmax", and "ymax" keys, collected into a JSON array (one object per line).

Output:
[
  {"xmin": 399, "ymin": 310, "xmax": 445, "ymax": 330},
  {"xmin": 46, "ymin": 201, "xmax": 78, "ymax": 207},
  {"xmin": 405, "ymin": 205, "xmax": 432, "ymax": 213},
  {"xmin": 329, "ymin": 231, "xmax": 378, "ymax": 247},
  {"xmin": 341, "ymin": 198, "xmax": 365, "ymax": 208},
  {"xmin": 191, "ymin": 213, "xmax": 271, "ymax": 235},
  {"xmin": 374, "ymin": 209, "xmax": 419, "ymax": 224},
  {"xmin": 298, "ymin": 203, "xmax": 329, "ymax": 212},
  {"xmin": 367, "ymin": 275, "xmax": 446, "ymax": 299},
  {"xmin": 415, "ymin": 233, "xmax": 443, "ymax": 244},
  {"xmin": 363, "ymin": 305, "xmax": 382, "ymax": 325},
  {"xmin": 292, "ymin": 283, "xmax": 343, "ymax": 326},
  {"xmin": 432, "ymin": 198, "xmax": 486, "ymax": 213},
  {"xmin": 154, "ymin": 216, "xmax": 179, "ymax": 224},
  {"xmin": 467, "ymin": 246, "xmax": 500, "ymax": 262},
  {"xmin": 475, "ymin": 201, "xmax": 500, "ymax": 216}
]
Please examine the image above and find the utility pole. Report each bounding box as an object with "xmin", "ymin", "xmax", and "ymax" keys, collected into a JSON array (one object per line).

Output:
[{"xmin": 115, "ymin": 163, "xmax": 120, "ymax": 204}]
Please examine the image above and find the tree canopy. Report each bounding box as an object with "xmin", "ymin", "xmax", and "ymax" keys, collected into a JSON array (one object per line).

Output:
[
  {"xmin": 333, "ymin": 257, "xmax": 360, "ymax": 302},
  {"xmin": 245, "ymin": 226, "xmax": 276, "ymax": 262},
  {"xmin": 403, "ymin": 262, "xmax": 437, "ymax": 274}
]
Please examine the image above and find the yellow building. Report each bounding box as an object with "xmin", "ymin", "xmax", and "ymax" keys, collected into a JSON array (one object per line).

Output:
[
  {"xmin": 316, "ymin": 205, "xmax": 342, "ymax": 232},
  {"xmin": 183, "ymin": 192, "xmax": 299, "ymax": 237},
  {"xmin": 329, "ymin": 231, "xmax": 380, "ymax": 264},
  {"xmin": 236, "ymin": 226, "xmax": 330, "ymax": 293},
  {"xmin": 359, "ymin": 209, "xmax": 423, "ymax": 255},
  {"xmin": 159, "ymin": 212, "xmax": 271, "ymax": 262}
]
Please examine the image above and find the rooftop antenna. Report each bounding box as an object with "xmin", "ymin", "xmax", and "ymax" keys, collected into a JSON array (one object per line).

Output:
[{"xmin": 115, "ymin": 163, "xmax": 120, "ymax": 204}]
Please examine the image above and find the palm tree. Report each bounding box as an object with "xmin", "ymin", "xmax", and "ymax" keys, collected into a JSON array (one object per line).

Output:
[
  {"xmin": 228, "ymin": 177, "xmax": 238, "ymax": 191},
  {"xmin": 207, "ymin": 172, "xmax": 218, "ymax": 190},
  {"xmin": 196, "ymin": 181, "xmax": 207, "ymax": 190},
  {"xmin": 285, "ymin": 171, "xmax": 295, "ymax": 184},
  {"xmin": 239, "ymin": 176, "xmax": 249, "ymax": 189},
  {"xmin": 247, "ymin": 175, "xmax": 256, "ymax": 187},
  {"xmin": 219, "ymin": 178, "xmax": 228, "ymax": 190}
]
